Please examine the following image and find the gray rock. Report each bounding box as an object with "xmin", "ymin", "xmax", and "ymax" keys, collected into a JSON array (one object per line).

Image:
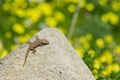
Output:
[{"xmin": 0, "ymin": 28, "xmax": 95, "ymax": 80}]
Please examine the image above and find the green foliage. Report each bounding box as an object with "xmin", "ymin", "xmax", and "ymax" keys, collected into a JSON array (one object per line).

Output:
[{"xmin": 0, "ymin": 0, "xmax": 120, "ymax": 79}]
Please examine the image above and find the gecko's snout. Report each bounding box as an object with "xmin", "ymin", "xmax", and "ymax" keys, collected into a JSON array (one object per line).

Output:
[{"xmin": 41, "ymin": 39, "xmax": 49, "ymax": 45}]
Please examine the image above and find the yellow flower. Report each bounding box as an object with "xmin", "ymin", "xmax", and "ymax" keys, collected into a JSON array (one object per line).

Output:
[
  {"xmin": 15, "ymin": 9, "xmax": 26, "ymax": 17},
  {"xmin": 83, "ymin": 42, "xmax": 90, "ymax": 50},
  {"xmin": 79, "ymin": 0, "xmax": 86, "ymax": 8},
  {"xmin": 107, "ymin": 65, "xmax": 113, "ymax": 72},
  {"xmin": 13, "ymin": 23, "xmax": 25, "ymax": 34},
  {"xmin": 103, "ymin": 50, "xmax": 113, "ymax": 64},
  {"xmin": 11, "ymin": 45, "xmax": 18, "ymax": 51},
  {"xmin": 68, "ymin": 4, "xmax": 75, "ymax": 13},
  {"xmin": 92, "ymin": 69, "xmax": 98, "ymax": 74},
  {"xmin": 93, "ymin": 70, "xmax": 99, "ymax": 79},
  {"xmin": 93, "ymin": 62, "xmax": 100, "ymax": 69},
  {"xmin": 27, "ymin": 9, "xmax": 41, "ymax": 23},
  {"xmin": 71, "ymin": 0, "xmax": 78, "ymax": 3},
  {"xmin": 101, "ymin": 64, "xmax": 113, "ymax": 76},
  {"xmin": 76, "ymin": 47, "xmax": 84, "ymax": 58},
  {"xmin": 54, "ymin": 11, "xmax": 65, "ymax": 21},
  {"xmin": 86, "ymin": 34, "xmax": 92, "ymax": 41},
  {"xmin": 94, "ymin": 74, "xmax": 98, "ymax": 79},
  {"xmin": 101, "ymin": 12, "xmax": 119, "ymax": 25},
  {"xmin": 104, "ymin": 35, "xmax": 113, "ymax": 44},
  {"xmin": 65, "ymin": 0, "xmax": 78, "ymax": 3},
  {"xmin": 96, "ymin": 39, "xmax": 104, "ymax": 48},
  {"xmin": 18, "ymin": 35, "xmax": 30, "ymax": 43},
  {"xmin": 101, "ymin": 14, "xmax": 109, "ymax": 23},
  {"xmin": 2, "ymin": 3, "xmax": 11, "ymax": 11},
  {"xmin": 14, "ymin": 0, "xmax": 24, "ymax": 4},
  {"xmin": 99, "ymin": 56, "xmax": 106, "ymax": 63},
  {"xmin": 111, "ymin": 63, "xmax": 120, "ymax": 72},
  {"xmin": 86, "ymin": 3, "xmax": 94, "ymax": 12},
  {"xmin": 112, "ymin": 1, "xmax": 120, "ymax": 11},
  {"xmin": 98, "ymin": 0, "xmax": 108, "ymax": 6},
  {"xmin": 101, "ymin": 69, "xmax": 111, "ymax": 76},
  {"xmin": 38, "ymin": 3, "xmax": 52, "ymax": 16},
  {"xmin": 0, "ymin": 49, "xmax": 8, "ymax": 59},
  {"xmin": 79, "ymin": 36, "xmax": 87, "ymax": 43},
  {"xmin": 78, "ymin": 34, "xmax": 92, "ymax": 49},
  {"xmin": 45, "ymin": 17, "xmax": 58, "ymax": 27},
  {"xmin": 14, "ymin": 0, "xmax": 27, "ymax": 8},
  {"xmin": 94, "ymin": 59, "xmax": 101, "ymax": 69},
  {"xmin": 108, "ymin": 12, "xmax": 119, "ymax": 25},
  {"xmin": 88, "ymin": 49, "xmax": 95, "ymax": 57},
  {"xmin": 115, "ymin": 45, "xmax": 120, "ymax": 54}
]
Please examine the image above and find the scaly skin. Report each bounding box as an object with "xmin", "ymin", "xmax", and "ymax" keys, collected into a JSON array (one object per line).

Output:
[{"xmin": 23, "ymin": 36, "xmax": 49, "ymax": 67}]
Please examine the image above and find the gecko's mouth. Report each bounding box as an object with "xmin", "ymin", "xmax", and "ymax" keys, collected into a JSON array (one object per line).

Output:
[{"xmin": 41, "ymin": 42, "xmax": 49, "ymax": 45}]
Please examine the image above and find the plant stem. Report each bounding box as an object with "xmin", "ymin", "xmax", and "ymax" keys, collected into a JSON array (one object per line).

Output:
[{"xmin": 67, "ymin": 0, "xmax": 81, "ymax": 39}]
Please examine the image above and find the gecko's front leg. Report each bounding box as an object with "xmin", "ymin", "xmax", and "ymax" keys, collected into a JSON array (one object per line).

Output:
[{"xmin": 31, "ymin": 48, "xmax": 36, "ymax": 55}]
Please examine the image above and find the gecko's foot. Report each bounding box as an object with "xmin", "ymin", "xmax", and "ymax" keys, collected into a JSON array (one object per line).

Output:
[{"xmin": 32, "ymin": 51, "xmax": 36, "ymax": 55}]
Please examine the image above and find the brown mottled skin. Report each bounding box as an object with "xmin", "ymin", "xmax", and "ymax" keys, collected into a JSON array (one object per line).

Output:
[{"xmin": 23, "ymin": 36, "xmax": 49, "ymax": 67}]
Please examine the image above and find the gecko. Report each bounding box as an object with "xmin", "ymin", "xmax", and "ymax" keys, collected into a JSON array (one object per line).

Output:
[{"xmin": 23, "ymin": 36, "xmax": 49, "ymax": 67}]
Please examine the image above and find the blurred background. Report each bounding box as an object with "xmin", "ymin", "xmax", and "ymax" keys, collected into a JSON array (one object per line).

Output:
[{"xmin": 0, "ymin": 0, "xmax": 120, "ymax": 79}]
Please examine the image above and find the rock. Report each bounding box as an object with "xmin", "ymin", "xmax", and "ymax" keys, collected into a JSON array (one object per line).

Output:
[{"xmin": 0, "ymin": 28, "xmax": 95, "ymax": 80}]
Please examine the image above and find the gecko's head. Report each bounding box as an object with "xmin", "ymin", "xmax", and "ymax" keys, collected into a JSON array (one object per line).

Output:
[{"xmin": 41, "ymin": 39, "xmax": 49, "ymax": 45}]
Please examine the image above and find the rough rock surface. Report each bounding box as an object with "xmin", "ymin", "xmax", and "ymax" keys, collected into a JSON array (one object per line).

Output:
[{"xmin": 0, "ymin": 28, "xmax": 95, "ymax": 80}]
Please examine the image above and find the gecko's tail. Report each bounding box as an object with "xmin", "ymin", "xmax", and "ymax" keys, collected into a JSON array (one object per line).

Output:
[{"xmin": 23, "ymin": 50, "xmax": 29, "ymax": 67}]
